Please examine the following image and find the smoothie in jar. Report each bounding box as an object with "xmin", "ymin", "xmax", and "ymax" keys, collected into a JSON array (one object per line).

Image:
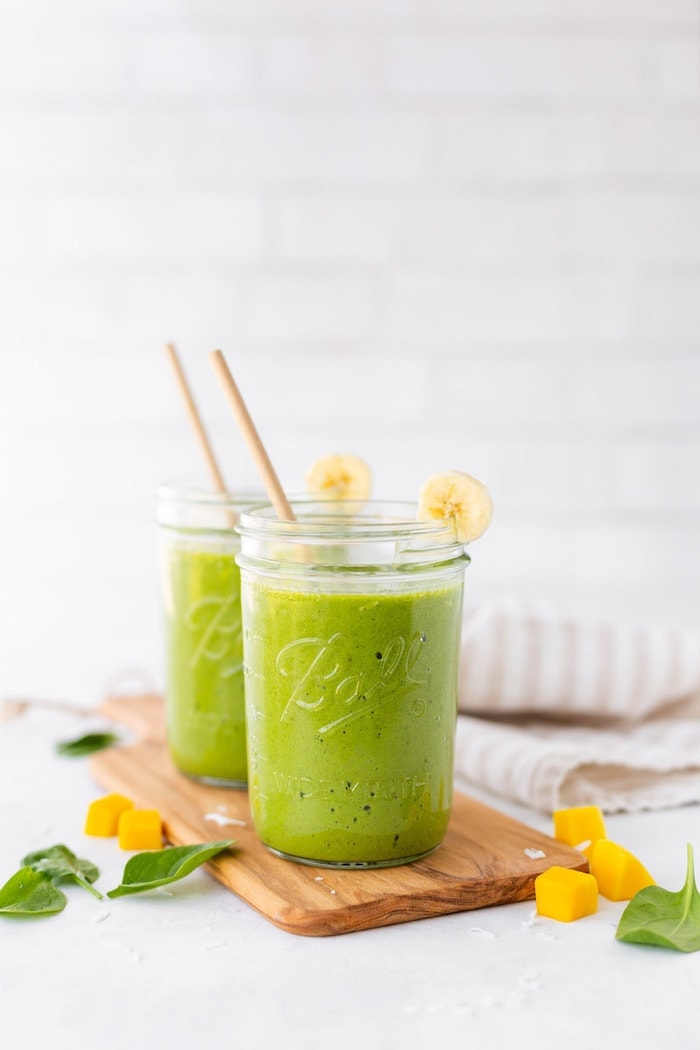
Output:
[
  {"xmin": 158, "ymin": 485, "xmax": 262, "ymax": 786},
  {"xmin": 237, "ymin": 500, "xmax": 469, "ymax": 867}
]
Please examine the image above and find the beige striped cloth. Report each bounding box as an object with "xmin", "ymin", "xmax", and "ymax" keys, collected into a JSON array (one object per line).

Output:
[{"xmin": 453, "ymin": 603, "xmax": 700, "ymax": 814}]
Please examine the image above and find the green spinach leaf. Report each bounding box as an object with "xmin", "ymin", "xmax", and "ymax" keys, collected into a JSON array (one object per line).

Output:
[
  {"xmin": 616, "ymin": 843, "xmax": 700, "ymax": 952},
  {"xmin": 107, "ymin": 840, "xmax": 235, "ymax": 898},
  {"xmin": 55, "ymin": 731, "xmax": 119, "ymax": 757},
  {"xmin": 22, "ymin": 844, "xmax": 102, "ymax": 900},
  {"xmin": 0, "ymin": 866, "xmax": 67, "ymax": 916}
]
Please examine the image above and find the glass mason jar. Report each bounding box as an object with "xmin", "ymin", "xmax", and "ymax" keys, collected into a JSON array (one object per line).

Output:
[
  {"xmin": 237, "ymin": 500, "xmax": 470, "ymax": 868},
  {"xmin": 157, "ymin": 484, "xmax": 264, "ymax": 787}
]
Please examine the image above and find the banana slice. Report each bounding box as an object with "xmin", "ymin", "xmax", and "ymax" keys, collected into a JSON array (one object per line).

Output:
[
  {"xmin": 305, "ymin": 453, "xmax": 372, "ymax": 501},
  {"xmin": 417, "ymin": 470, "xmax": 493, "ymax": 543}
]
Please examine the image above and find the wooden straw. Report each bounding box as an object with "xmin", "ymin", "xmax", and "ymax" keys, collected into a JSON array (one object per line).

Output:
[
  {"xmin": 164, "ymin": 342, "xmax": 229, "ymax": 495},
  {"xmin": 209, "ymin": 349, "xmax": 296, "ymax": 521}
]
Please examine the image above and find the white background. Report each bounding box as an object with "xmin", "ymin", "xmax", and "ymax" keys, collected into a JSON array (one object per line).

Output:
[
  {"xmin": 2, "ymin": 6, "xmax": 700, "ymax": 1048},
  {"xmin": 0, "ymin": 0, "xmax": 699, "ymax": 707}
]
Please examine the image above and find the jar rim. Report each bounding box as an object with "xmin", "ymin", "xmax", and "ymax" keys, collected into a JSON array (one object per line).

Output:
[
  {"xmin": 236, "ymin": 499, "xmax": 469, "ymax": 572},
  {"xmin": 239, "ymin": 499, "xmax": 454, "ymax": 537},
  {"xmin": 157, "ymin": 480, "xmax": 267, "ymax": 510}
]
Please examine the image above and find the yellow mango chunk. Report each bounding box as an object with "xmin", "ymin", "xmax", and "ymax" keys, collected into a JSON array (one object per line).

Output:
[
  {"xmin": 535, "ymin": 866, "xmax": 599, "ymax": 922},
  {"xmin": 588, "ymin": 839, "xmax": 655, "ymax": 901},
  {"xmin": 85, "ymin": 793, "xmax": 134, "ymax": 837},
  {"xmin": 117, "ymin": 809, "xmax": 163, "ymax": 851},
  {"xmin": 553, "ymin": 805, "xmax": 607, "ymax": 847}
]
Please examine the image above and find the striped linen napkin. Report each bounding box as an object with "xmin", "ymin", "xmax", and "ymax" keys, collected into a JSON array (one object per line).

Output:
[{"xmin": 453, "ymin": 602, "xmax": 700, "ymax": 813}]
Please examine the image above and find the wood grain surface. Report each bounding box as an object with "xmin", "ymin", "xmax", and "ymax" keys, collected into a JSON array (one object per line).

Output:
[{"xmin": 90, "ymin": 693, "xmax": 587, "ymax": 937}]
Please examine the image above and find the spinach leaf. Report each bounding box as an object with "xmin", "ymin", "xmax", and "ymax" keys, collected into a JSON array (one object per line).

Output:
[
  {"xmin": 22, "ymin": 844, "xmax": 102, "ymax": 900},
  {"xmin": 107, "ymin": 840, "xmax": 235, "ymax": 898},
  {"xmin": 0, "ymin": 866, "xmax": 67, "ymax": 916},
  {"xmin": 616, "ymin": 843, "xmax": 700, "ymax": 952},
  {"xmin": 56, "ymin": 731, "xmax": 119, "ymax": 757}
]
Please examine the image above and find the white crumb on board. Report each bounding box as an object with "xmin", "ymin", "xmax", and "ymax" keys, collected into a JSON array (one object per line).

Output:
[
  {"xmin": 524, "ymin": 848, "xmax": 546, "ymax": 859},
  {"xmin": 204, "ymin": 812, "xmax": 247, "ymax": 827}
]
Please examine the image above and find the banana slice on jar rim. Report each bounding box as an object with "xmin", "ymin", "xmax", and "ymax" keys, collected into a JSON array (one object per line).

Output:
[
  {"xmin": 304, "ymin": 453, "xmax": 372, "ymax": 501},
  {"xmin": 417, "ymin": 469, "xmax": 493, "ymax": 544}
]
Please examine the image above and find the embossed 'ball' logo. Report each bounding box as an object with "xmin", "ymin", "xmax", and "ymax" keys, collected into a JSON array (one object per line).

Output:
[
  {"xmin": 275, "ymin": 631, "xmax": 430, "ymax": 734},
  {"xmin": 185, "ymin": 596, "xmax": 243, "ymax": 677}
]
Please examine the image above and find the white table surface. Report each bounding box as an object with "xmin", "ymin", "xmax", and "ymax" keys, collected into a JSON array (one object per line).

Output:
[{"xmin": 2, "ymin": 703, "xmax": 698, "ymax": 1050}]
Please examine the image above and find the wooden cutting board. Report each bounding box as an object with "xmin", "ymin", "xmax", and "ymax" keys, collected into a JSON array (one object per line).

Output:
[{"xmin": 89, "ymin": 693, "xmax": 587, "ymax": 937}]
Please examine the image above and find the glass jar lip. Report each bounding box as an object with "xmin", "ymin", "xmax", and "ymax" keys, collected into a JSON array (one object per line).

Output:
[
  {"xmin": 157, "ymin": 480, "xmax": 267, "ymax": 511},
  {"xmin": 238, "ymin": 499, "xmax": 463, "ymax": 545}
]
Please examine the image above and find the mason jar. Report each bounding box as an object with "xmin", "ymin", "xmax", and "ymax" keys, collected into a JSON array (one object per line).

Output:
[
  {"xmin": 237, "ymin": 499, "xmax": 470, "ymax": 867},
  {"xmin": 157, "ymin": 484, "xmax": 264, "ymax": 787}
]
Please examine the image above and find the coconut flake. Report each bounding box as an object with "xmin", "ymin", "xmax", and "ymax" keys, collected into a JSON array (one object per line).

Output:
[{"xmin": 204, "ymin": 812, "xmax": 247, "ymax": 827}]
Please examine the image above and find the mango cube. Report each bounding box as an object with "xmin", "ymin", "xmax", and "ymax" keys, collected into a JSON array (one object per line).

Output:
[
  {"xmin": 553, "ymin": 805, "xmax": 607, "ymax": 847},
  {"xmin": 535, "ymin": 866, "xmax": 599, "ymax": 922},
  {"xmin": 588, "ymin": 839, "xmax": 655, "ymax": 901},
  {"xmin": 117, "ymin": 808, "xmax": 163, "ymax": 851},
  {"xmin": 85, "ymin": 793, "xmax": 134, "ymax": 837}
]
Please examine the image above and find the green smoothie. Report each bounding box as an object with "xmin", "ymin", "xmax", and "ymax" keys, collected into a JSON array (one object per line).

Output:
[
  {"xmin": 162, "ymin": 543, "xmax": 247, "ymax": 785},
  {"xmin": 241, "ymin": 578, "xmax": 464, "ymax": 866}
]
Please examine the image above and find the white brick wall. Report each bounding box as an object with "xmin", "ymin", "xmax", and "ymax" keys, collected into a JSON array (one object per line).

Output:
[{"xmin": 0, "ymin": 0, "xmax": 698, "ymax": 704}]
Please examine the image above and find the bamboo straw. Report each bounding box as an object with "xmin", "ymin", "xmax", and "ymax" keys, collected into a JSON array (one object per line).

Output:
[
  {"xmin": 209, "ymin": 349, "xmax": 296, "ymax": 521},
  {"xmin": 164, "ymin": 342, "xmax": 228, "ymax": 495}
]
